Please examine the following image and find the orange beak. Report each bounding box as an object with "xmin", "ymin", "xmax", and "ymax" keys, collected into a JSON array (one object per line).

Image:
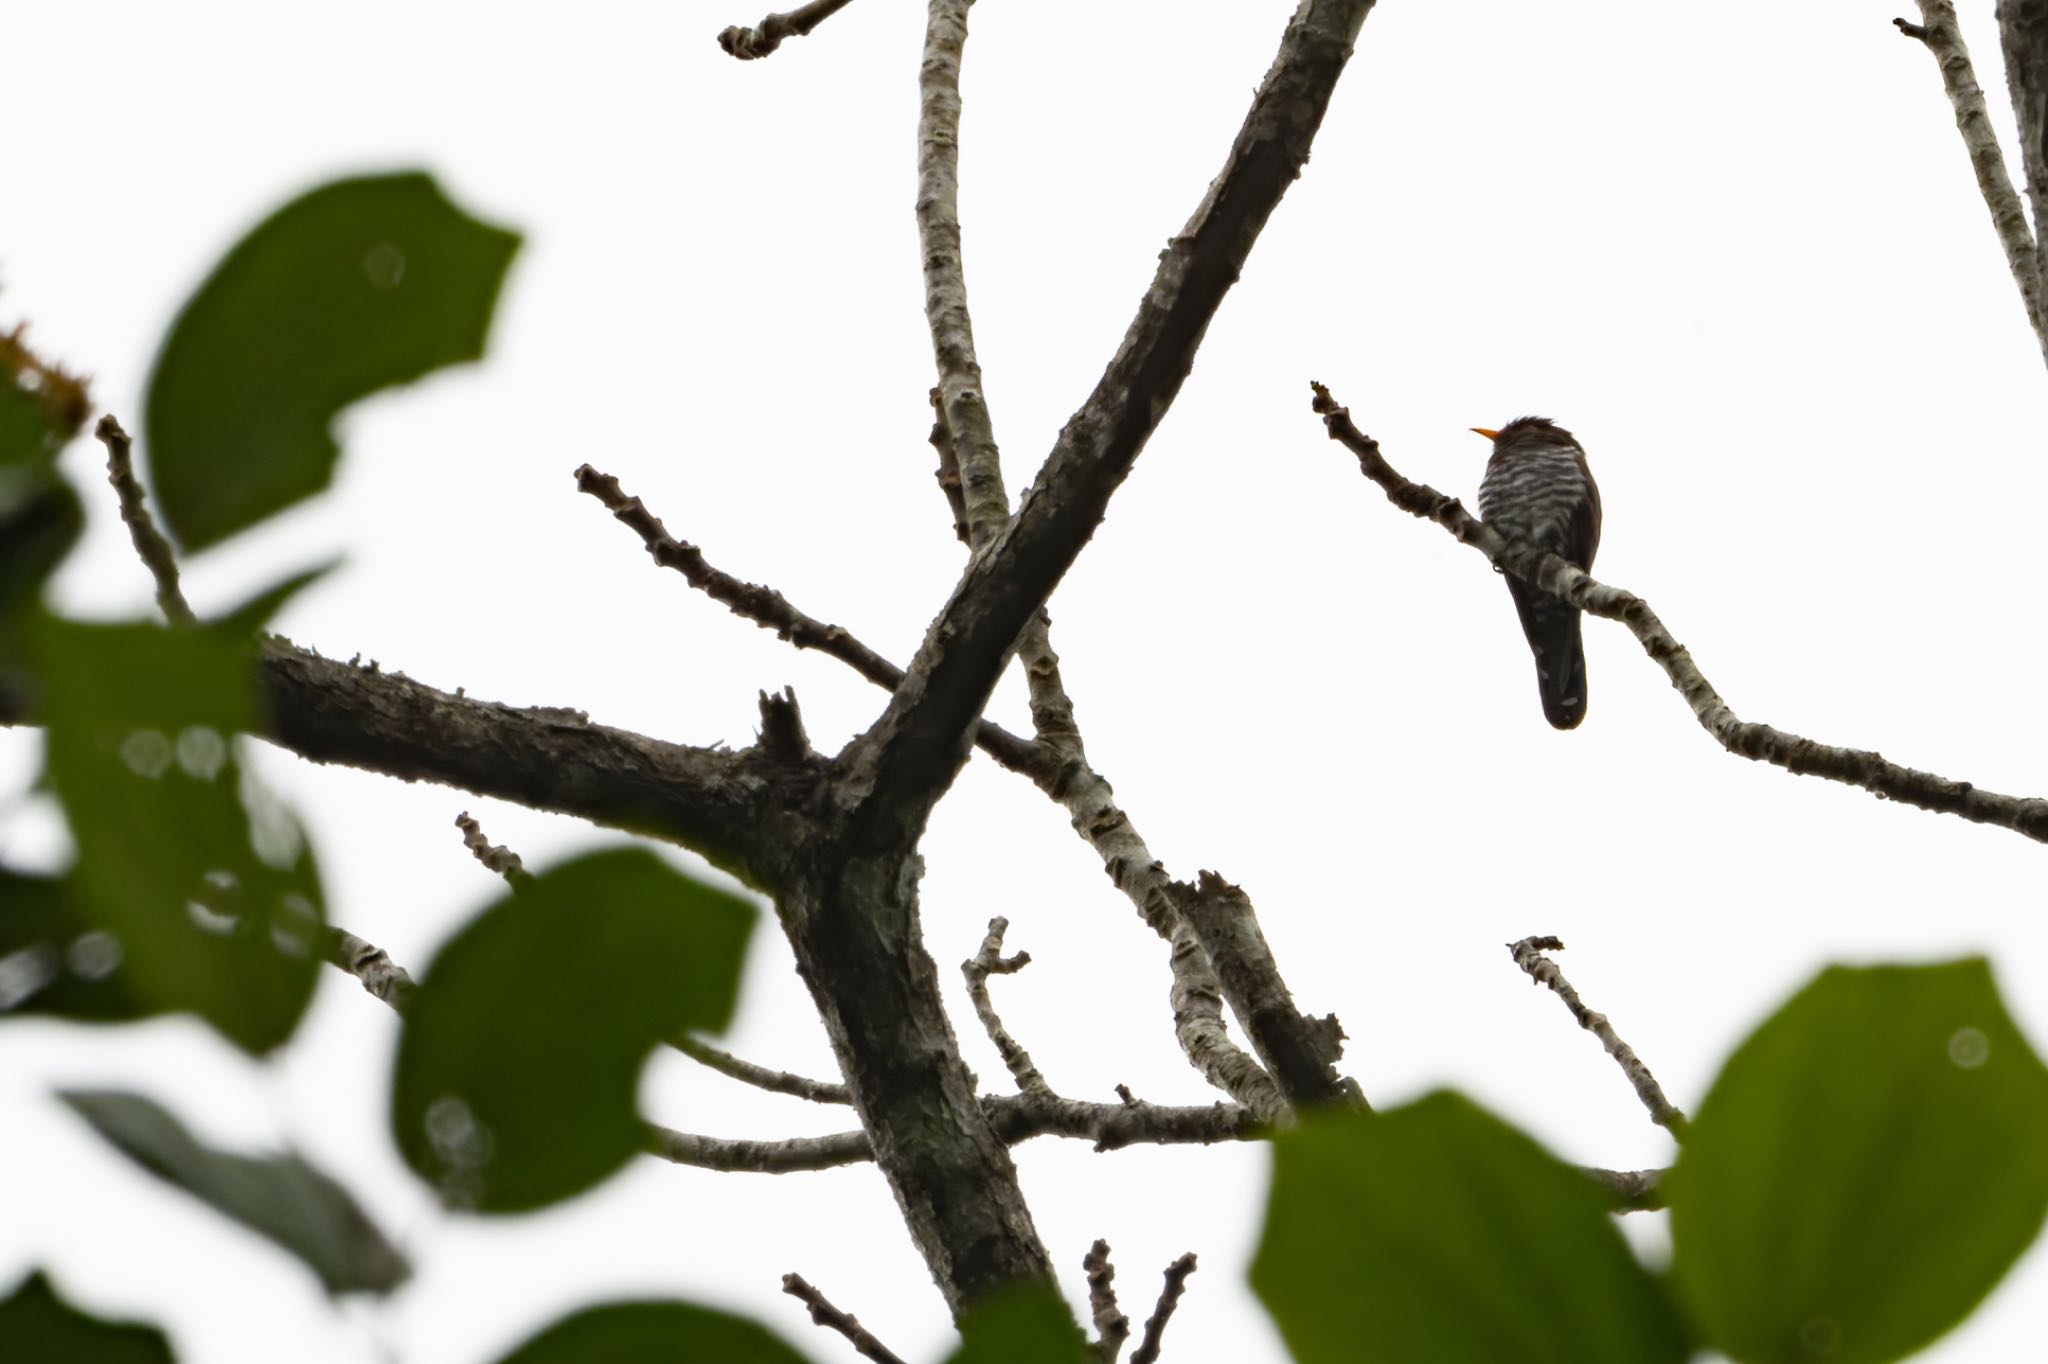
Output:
[{"xmin": 1470, "ymin": 427, "xmax": 1499, "ymax": 441}]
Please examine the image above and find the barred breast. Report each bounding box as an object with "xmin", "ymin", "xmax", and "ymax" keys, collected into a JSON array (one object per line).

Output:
[{"xmin": 1478, "ymin": 448, "xmax": 1590, "ymax": 557}]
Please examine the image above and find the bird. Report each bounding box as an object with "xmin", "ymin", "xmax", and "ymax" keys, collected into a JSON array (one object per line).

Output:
[{"xmin": 1472, "ymin": 417, "xmax": 1603, "ymax": 730}]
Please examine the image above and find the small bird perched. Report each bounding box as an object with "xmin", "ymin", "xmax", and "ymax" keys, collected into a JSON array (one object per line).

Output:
[{"xmin": 1472, "ymin": 417, "xmax": 1603, "ymax": 729}]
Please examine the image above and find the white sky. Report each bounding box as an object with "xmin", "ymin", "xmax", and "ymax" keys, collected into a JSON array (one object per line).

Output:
[{"xmin": 6, "ymin": 2, "xmax": 2048, "ymax": 1361}]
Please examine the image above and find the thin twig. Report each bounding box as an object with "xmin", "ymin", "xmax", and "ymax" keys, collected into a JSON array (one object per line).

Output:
[
  {"xmin": 1312, "ymin": 383, "xmax": 2048, "ymax": 845},
  {"xmin": 1895, "ymin": 4, "xmax": 2048, "ymax": 369},
  {"xmin": 643, "ymin": 1092, "xmax": 1262, "ymax": 1174},
  {"xmin": 918, "ymin": 0, "xmax": 1007, "ymax": 549},
  {"xmin": 1084, "ymin": 1240, "xmax": 1132, "ymax": 1364},
  {"xmin": 718, "ymin": 0, "xmax": 857, "ymax": 60},
  {"xmin": 573, "ymin": 463, "xmax": 1045, "ymax": 777},
  {"xmin": 1587, "ymin": 1165, "xmax": 1668, "ymax": 1213},
  {"xmin": 962, "ymin": 917, "xmax": 1048, "ymax": 1096},
  {"xmin": 673, "ymin": 1034, "xmax": 851, "ymax": 1104},
  {"xmin": 1508, "ymin": 936, "xmax": 1688, "ymax": 1140},
  {"xmin": 1129, "ymin": 1254, "xmax": 1197, "ymax": 1364},
  {"xmin": 97, "ymin": 415, "xmax": 194, "ymax": 626},
  {"xmin": 780, "ymin": 1273, "xmax": 909, "ymax": 1364},
  {"xmin": 455, "ymin": 811, "xmax": 531, "ymax": 885},
  {"xmin": 322, "ymin": 927, "xmax": 417, "ymax": 1012}
]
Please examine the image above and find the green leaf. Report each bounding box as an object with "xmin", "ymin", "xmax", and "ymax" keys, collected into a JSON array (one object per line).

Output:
[
  {"xmin": 1670, "ymin": 959, "xmax": 2048, "ymax": 1364},
  {"xmin": 58, "ymin": 1090, "xmax": 407, "ymax": 1297},
  {"xmin": 0, "ymin": 333, "xmax": 88, "ymax": 617},
  {"xmin": 0, "ymin": 870, "xmax": 156, "ymax": 1023},
  {"xmin": 493, "ymin": 1301, "xmax": 815, "ymax": 1364},
  {"xmin": 33, "ymin": 608, "xmax": 324, "ymax": 1054},
  {"xmin": 144, "ymin": 171, "xmax": 520, "ymax": 551},
  {"xmin": 392, "ymin": 847, "xmax": 755, "ymax": 1212},
  {"xmin": 0, "ymin": 1270, "xmax": 173, "ymax": 1364},
  {"xmin": 944, "ymin": 1285, "xmax": 1089, "ymax": 1364},
  {"xmin": 1251, "ymin": 1093, "xmax": 1691, "ymax": 1364}
]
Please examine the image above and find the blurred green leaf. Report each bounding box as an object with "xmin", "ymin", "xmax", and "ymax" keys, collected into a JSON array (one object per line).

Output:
[
  {"xmin": 144, "ymin": 171, "xmax": 520, "ymax": 551},
  {"xmin": 0, "ymin": 330, "xmax": 88, "ymax": 622},
  {"xmin": 1670, "ymin": 959, "xmax": 2048, "ymax": 1364},
  {"xmin": 34, "ymin": 603, "xmax": 324, "ymax": 1054},
  {"xmin": 493, "ymin": 1301, "xmax": 815, "ymax": 1364},
  {"xmin": 391, "ymin": 847, "xmax": 754, "ymax": 1212},
  {"xmin": 0, "ymin": 1270, "xmax": 173, "ymax": 1364},
  {"xmin": 0, "ymin": 870, "xmax": 156, "ymax": 1023},
  {"xmin": 58, "ymin": 1090, "xmax": 408, "ymax": 1297},
  {"xmin": 1251, "ymin": 1093, "xmax": 1690, "ymax": 1364},
  {"xmin": 944, "ymin": 1285, "xmax": 1089, "ymax": 1364}
]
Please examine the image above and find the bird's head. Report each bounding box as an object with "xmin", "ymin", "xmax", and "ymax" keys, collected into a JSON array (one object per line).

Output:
[{"xmin": 1471, "ymin": 416, "xmax": 1578, "ymax": 450}]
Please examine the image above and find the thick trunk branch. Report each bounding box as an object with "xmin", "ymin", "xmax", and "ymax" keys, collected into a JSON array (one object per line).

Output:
[
  {"xmin": 778, "ymin": 854, "xmax": 1056, "ymax": 1318},
  {"xmin": 254, "ymin": 639, "xmax": 780, "ymax": 884}
]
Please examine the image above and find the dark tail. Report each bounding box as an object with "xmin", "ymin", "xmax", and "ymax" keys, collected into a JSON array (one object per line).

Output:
[{"xmin": 1505, "ymin": 578, "xmax": 1588, "ymax": 730}]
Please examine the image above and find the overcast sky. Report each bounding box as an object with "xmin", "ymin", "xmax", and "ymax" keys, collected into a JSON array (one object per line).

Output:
[{"xmin": 7, "ymin": 2, "xmax": 2048, "ymax": 1361}]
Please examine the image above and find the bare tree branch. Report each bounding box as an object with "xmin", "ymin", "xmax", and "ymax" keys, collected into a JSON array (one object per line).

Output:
[
  {"xmin": 927, "ymin": 387, "xmax": 972, "ymax": 547},
  {"xmin": 1586, "ymin": 1165, "xmax": 1667, "ymax": 1213},
  {"xmin": 1508, "ymin": 936, "xmax": 1688, "ymax": 1140},
  {"xmin": 1997, "ymin": 0, "xmax": 2048, "ymax": 287},
  {"xmin": 321, "ymin": 926, "xmax": 417, "ymax": 1012},
  {"xmin": 1174, "ymin": 872, "xmax": 1359, "ymax": 1111},
  {"xmin": 96, "ymin": 415, "xmax": 194, "ymax": 627},
  {"xmin": 573, "ymin": 463, "xmax": 1047, "ymax": 778},
  {"xmin": 718, "ymin": 0, "xmax": 857, "ymax": 61},
  {"xmin": 781, "ymin": 1273, "xmax": 909, "ymax": 1364},
  {"xmin": 642, "ymin": 1092, "xmax": 1262, "ymax": 1175},
  {"xmin": 842, "ymin": 0, "xmax": 1380, "ymax": 848},
  {"xmin": 1311, "ymin": 383, "xmax": 2048, "ymax": 845},
  {"xmin": 1083, "ymin": 1240, "xmax": 1132, "ymax": 1364},
  {"xmin": 251, "ymin": 639, "xmax": 784, "ymax": 886},
  {"xmin": 1895, "ymin": 5, "xmax": 2048, "ymax": 366},
  {"xmin": 1129, "ymin": 1253, "xmax": 1197, "ymax": 1364},
  {"xmin": 962, "ymin": 917, "xmax": 1048, "ymax": 1097},
  {"xmin": 673, "ymin": 1034, "xmax": 852, "ymax": 1105},
  {"xmin": 918, "ymin": 0, "xmax": 1007, "ymax": 550},
  {"xmin": 454, "ymin": 810, "xmax": 530, "ymax": 885}
]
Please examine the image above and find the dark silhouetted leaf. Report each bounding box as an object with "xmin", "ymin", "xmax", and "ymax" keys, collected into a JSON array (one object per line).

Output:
[
  {"xmin": 1670, "ymin": 959, "xmax": 2048, "ymax": 1364},
  {"xmin": 0, "ymin": 331, "xmax": 88, "ymax": 625},
  {"xmin": 494, "ymin": 1301, "xmax": 815, "ymax": 1364},
  {"xmin": 33, "ymin": 604, "xmax": 324, "ymax": 1054},
  {"xmin": 145, "ymin": 171, "xmax": 520, "ymax": 550},
  {"xmin": 0, "ymin": 1270, "xmax": 173, "ymax": 1364},
  {"xmin": 392, "ymin": 847, "xmax": 754, "ymax": 1212},
  {"xmin": 58, "ymin": 1090, "xmax": 409, "ymax": 1298},
  {"xmin": 944, "ymin": 1285, "xmax": 1089, "ymax": 1363},
  {"xmin": 0, "ymin": 871, "xmax": 155, "ymax": 1023},
  {"xmin": 1251, "ymin": 1093, "xmax": 1691, "ymax": 1364}
]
